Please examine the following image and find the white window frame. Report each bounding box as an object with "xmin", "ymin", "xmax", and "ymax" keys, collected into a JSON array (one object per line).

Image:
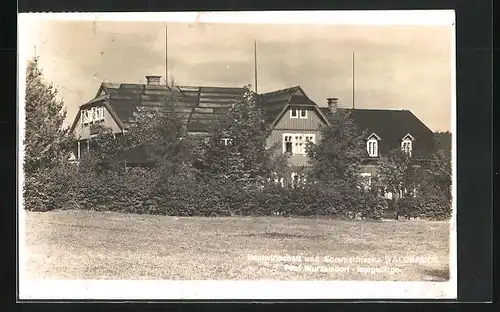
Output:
[
  {"xmin": 290, "ymin": 108, "xmax": 298, "ymax": 119},
  {"xmin": 299, "ymin": 108, "xmax": 308, "ymax": 119},
  {"xmin": 82, "ymin": 106, "xmax": 105, "ymax": 125},
  {"xmin": 92, "ymin": 107, "xmax": 97, "ymax": 123},
  {"xmin": 367, "ymin": 138, "xmax": 378, "ymax": 157},
  {"xmin": 401, "ymin": 134, "xmax": 413, "ymax": 157},
  {"xmin": 98, "ymin": 106, "xmax": 104, "ymax": 121},
  {"xmin": 83, "ymin": 109, "xmax": 90, "ymax": 125},
  {"xmin": 283, "ymin": 134, "xmax": 293, "ymax": 154},
  {"xmin": 366, "ymin": 133, "xmax": 380, "ymax": 158},
  {"xmin": 283, "ymin": 133, "xmax": 316, "ymax": 155}
]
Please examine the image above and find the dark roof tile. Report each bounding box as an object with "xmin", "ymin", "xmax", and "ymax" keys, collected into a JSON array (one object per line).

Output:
[
  {"xmin": 94, "ymin": 82, "xmax": 248, "ymax": 131},
  {"xmin": 320, "ymin": 107, "xmax": 435, "ymax": 157}
]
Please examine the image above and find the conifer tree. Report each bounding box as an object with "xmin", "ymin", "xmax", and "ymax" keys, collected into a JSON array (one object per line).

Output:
[
  {"xmin": 198, "ymin": 87, "xmax": 277, "ymax": 184},
  {"xmin": 307, "ymin": 110, "xmax": 366, "ymax": 187},
  {"xmin": 24, "ymin": 57, "xmax": 72, "ymax": 174}
]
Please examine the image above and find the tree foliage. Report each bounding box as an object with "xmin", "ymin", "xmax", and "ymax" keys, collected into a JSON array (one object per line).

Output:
[
  {"xmin": 378, "ymin": 149, "xmax": 422, "ymax": 199},
  {"xmin": 24, "ymin": 57, "xmax": 72, "ymax": 174},
  {"xmin": 307, "ymin": 110, "xmax": 366, "ymax": 187},
  {"xmin": 197, "ymin": 87, "xmax": 281, "ymax": 183},
  {"xmin": 378, "ymin": 148, "xmax": 452, "ymax": 220}
]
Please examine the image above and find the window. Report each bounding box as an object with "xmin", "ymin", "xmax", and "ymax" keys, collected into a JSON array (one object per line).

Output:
[
  {"xmin": 401, "ymin": 137, "xmax": 413, "ymax": 156},
  {"xmin": 290, "ymin": 108, "xmax": 307, "ymax": 119},
  {"xmin": 367, "ymin": 138, "xmax": 378, "ymax": 157},
  {"xmin": 283, "ymin": 133, "xmax": 315, "ymax": 155},
  {"xmin": 221, "ymin": 138, "xmax": 232, "ymax": 146},
  {"xmin": 300, "ymin": 109, "xmax": 307, "ymax": 119},
  {"xmin": 82, "ymin": 106, "xmax": 105, "ymax": 125},
  {"xmin": 284, "ymin": 135, "xmax": 293, "ymax": 153}
]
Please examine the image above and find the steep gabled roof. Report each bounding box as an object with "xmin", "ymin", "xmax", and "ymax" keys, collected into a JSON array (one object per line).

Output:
[
  {"xmin": 258, "ymin": 86, "xmax": 329, "ymax": 126},
  {"xmin": 69, "ymin": 94, "xmax": 125, "ymax": 134},
  {"xmin": 320, "ymin": 107, "xmax": 435, "ymax": 158},
  {"xmin": 87, "ymin": 82, "xmax": 249, "ymax": 132}
]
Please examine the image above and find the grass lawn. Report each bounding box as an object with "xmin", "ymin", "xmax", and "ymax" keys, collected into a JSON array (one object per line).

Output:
[{"xmin": 23, "ymin": 210, "xmax": 451, "ymax": 281}]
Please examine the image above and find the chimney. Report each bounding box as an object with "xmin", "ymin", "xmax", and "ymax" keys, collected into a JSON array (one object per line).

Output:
[
  {"xmin": 327, "ymin": 97, "xmax": 339, "ymax": 114},
  {"xmin": 145, "ymin": 75, "xmax": 161, "ymax": 86}
]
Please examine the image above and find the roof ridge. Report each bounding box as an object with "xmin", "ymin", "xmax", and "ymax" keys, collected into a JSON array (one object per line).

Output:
[
  {"xmin": 178, "ymin": 84, "xmax": 247, "ymax": 89},
  {"xmin": 260, "ymin": 85, "xmax": 299, "ymax": 96}
]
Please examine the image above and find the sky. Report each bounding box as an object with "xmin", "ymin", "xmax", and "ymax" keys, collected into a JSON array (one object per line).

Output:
[{"xmin": 20, "ymin": 16, "xmax": 453, "ymax": 132}]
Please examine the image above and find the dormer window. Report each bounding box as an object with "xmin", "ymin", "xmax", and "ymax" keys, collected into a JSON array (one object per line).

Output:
[
  {"xmin": 221, "ymin": 138, "xmax": 232, "ymax": 146},
  {"xmin": 401, "ymin": 134, "xmax": 414, "ymax": 157},
  {"xmin": 366, "ymin": 133, "xmax": 381, "ymax": 157}
]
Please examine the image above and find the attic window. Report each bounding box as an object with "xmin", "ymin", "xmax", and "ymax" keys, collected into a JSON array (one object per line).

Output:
[
  {"xmin": 366, "ymin": 133, "xmax": 380, "ymax": 157},
  {"xmin": 221, "ymin": 138, "xmax": 232, "ymax": 146},
  {"xmin": 367, "ymin": 139, "xmax": 378, "ymax": 157},
  {"xmin": 290, "ymin": 108, "xmax": 307, "ymax": 119},
  {"xmin": 401, "ymin": 135, "xmax": 414, "ymax": 156},
  {"xmin": 300, "ymin": 109, "xmax": 307, "ymax": 119}
]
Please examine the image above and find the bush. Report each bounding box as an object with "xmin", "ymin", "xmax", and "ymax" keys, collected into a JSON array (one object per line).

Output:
[
  {"xmin": 23, "ymin": 164, "xmax": 78, "ymax": 212},
  {"xmin": 396, "ymin": 191, "xmax": 451, "ymax": 221},
  {"xmin": 24, "ymin": 161, "xmax": 400, "ymax": 221},
  {"xmin": 360, "ymin": 193, "xmax": 388, "ymax": 220}
]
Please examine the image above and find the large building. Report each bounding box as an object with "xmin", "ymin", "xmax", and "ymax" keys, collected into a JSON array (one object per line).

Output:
[{"xmin": 69, "ymin": 75, "xmax": 435, "ymax": 186}]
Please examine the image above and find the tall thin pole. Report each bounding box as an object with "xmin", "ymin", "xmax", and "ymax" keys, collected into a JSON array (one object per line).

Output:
[
  {"xmin": 254, "ymin": 40, "xmax": 258, "ymax": 93},
  {"xmin": 352, "ymin": 52, "xmax": 355, "ymax": 109},
  {"xmin": 34, "ymin": 46, "xmax": 36, "ymax": 58},
  {"xmin": 165, "ymin": 25, "xmax": 168, "ymax": 86}
]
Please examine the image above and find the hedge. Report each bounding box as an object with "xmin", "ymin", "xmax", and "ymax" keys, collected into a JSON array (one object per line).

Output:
[{"xmin": 23, "ymin": 164, "xmax": 449, "ymax": 220}]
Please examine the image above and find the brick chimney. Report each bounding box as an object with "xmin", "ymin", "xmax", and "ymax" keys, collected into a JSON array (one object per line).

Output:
[
  {"xmin": 327, "ymin": 97, "xmax": 339, "ymax": 114},
  {"xmin": 145, "ymin": 75, "xmax": 161, "ymax": 85}
]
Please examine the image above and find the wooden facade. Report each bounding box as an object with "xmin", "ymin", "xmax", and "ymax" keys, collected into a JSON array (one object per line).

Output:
[{"xmin": 267, "ymin": 107, "xmax": 325, "ymax": 167}]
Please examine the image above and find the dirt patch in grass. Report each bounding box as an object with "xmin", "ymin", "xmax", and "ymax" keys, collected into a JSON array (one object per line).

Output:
[{"xmin": 22, "ymin": 210, "xmax": 451, "ymax": 281}]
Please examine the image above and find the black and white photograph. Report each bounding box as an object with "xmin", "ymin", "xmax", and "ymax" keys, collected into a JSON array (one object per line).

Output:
[{"xmin": 18, "ymin": 11, "xmax": 456, "ymax": 300}]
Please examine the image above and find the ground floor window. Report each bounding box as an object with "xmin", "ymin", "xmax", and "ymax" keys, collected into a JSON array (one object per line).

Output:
[{"xmin": 283, "ymin": 133, "xmax": 316, "ymax": 155}]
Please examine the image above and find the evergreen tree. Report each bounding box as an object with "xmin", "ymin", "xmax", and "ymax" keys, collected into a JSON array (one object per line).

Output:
[
  {"xmin": 424, "ymin": 149, "xmax": 452, "ymax": 201},
  {"xmin": 307, "ymin": 110, "xmax": 366, "ymax": 187},
  {"xmin": 198, "ymin": 87, "xmax": 277, "ymax": 184},
  {"xmin": 24, "ymin": 57, "xmax": 72, "ymax": 174},
  {"xmin": 146, "ymin": 91, "xmax": 196, "ymax": 169}
]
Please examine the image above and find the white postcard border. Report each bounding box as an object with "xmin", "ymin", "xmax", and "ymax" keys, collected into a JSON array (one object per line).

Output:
[{"xmin": 17, "ymin": 10, "xmax": 457, "ymax": 300}]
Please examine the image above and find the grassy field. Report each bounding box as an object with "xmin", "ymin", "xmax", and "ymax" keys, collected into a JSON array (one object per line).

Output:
[{"xmin": 23, "ymin": 210, "xmax": 451, "ymax": 281}]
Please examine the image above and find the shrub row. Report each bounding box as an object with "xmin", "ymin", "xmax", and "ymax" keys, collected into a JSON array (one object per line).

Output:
[{"xmin": 23, "ymin": 164, "xmax": 450, "ymax": 220}]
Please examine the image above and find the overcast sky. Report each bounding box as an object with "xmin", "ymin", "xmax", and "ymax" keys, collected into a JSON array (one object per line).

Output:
[{"xmin": 21, "ymin": 19, "xmax": 453, "ymax": 131}]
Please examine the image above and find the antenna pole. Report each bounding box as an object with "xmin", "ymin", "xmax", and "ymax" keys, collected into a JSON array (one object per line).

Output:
[
  {"xmin": 352, "ymin": 52, "xmax": 355, "ymax": 109},
  {"xmin": 166, "ymin": 25, "xmax": 168, "ymax": 85},
  {"xmin": 254, "ymin": 40, "xmax": 258, "ymax": 93}
]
